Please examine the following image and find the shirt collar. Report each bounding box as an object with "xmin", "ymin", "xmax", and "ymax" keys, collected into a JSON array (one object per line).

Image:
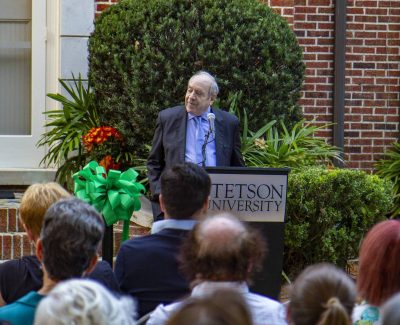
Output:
[
  {"xmin": 188, "ymin": 106, "xmax": 212, "ymax": 120},
  {"xmin": 151, "ymin": 219, "xmax": 197, "ymax": 234},
  {"xmin": 191, "ymin": 281, "xmax": 249, "ymax": 297}
]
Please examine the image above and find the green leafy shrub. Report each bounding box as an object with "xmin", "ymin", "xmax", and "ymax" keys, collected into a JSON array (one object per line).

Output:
[
  {"xmin": 284, "ymin": 166, "xmax": 393, "ymax": 278},
  {"xmin": 88, "ymin": 0, "xmax": 305, "ymax": 158},
  {"xmin": 375, "ymin": 142, "xmax": 400, "ymax": 217},
  {"xmin": 228, "ymin": 98, "xmax": 342, "ymax": 169}
]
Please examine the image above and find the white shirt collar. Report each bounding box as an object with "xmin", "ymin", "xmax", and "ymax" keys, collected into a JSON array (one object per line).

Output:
[{"xmin": 151, "ymin": 219, "xmax": 197, "ymax": 234}]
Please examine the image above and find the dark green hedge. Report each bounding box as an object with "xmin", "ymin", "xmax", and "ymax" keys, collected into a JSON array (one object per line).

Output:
[
  {"xmin": 284, "ymin": 167, "xmax": 394, "ymax": 278},
  {"xmin": 88, "ymin": 0, "xmax": 304, "ymax": 158}
]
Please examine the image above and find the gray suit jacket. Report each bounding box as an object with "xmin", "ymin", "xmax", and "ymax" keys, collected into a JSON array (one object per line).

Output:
[{"xmin": 147, "ymin": 105, "xmax": 244, "ymax": 196}]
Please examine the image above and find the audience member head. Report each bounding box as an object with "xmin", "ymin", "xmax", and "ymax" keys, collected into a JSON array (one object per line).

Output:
[
  {"xmin": 185, "ymin": 71, "xmax": 219, "ymax": 115},
  {"xmin": 34, "ymin": 279, "xmax": 136, "ymax": 325},
  {"xmin": 180, "ymin": 213, "xmax": 266, "ymax": 284},
  {"xmin": 37, "ymin": 198, "xmax": 104, "ymax": 281},
  {"xmin": 381, "ymin": 293, "xmax": 400, "ymax": 325},
  {"xmin": 288, "ymin": 263, "xmax": 356, "ymax": 325},
  {"xmin": 19, "ymin": 182, "xmax": 71, "ymax": 241},
  {"xmin": 357, "ymin": 220, "xmax": 400, "ymax": 306},
  {"xmin": 160, "ymin": 162, "xmax": 211, "ymax": 219},
  {"xmin": 166, "ymin": 288, "xmax": 252, "ymax": 325}
]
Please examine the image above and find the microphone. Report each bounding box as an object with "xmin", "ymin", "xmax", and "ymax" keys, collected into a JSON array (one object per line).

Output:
[{"xmin": 207, "ymin": 113, "xmax": 216, "ymax": 139}]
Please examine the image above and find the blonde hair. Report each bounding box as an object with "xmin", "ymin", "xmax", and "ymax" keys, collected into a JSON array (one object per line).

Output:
[{"xmin": 19, "ymin": 182, "xmax": 71, "ymax": 239}]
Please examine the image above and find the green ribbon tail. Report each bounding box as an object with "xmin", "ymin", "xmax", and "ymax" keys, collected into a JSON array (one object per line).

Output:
[{"xmin": 122, "ymin": 220, "xmax": 130, "ymax": 242}]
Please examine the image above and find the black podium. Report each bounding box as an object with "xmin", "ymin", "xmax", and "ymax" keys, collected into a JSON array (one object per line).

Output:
[{"xmin": 206, "ymin": 166, "xmax": 289, "ymax": 300}]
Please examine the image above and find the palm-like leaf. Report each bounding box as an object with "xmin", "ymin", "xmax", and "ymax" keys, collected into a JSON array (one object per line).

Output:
[
  {"xmin": 37, "ymin": 75, "xmax": 100, "ymax": 186},
  {"xmin": 376, "ymin": 142, "xmax": 400, "ymax": 217}
]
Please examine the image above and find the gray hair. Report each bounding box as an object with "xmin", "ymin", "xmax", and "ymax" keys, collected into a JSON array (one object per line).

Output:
[
  {"xmin": 40, "ymin": 198, "xmax": 104, "ymax": 280},
  {"xmin": 191, "ymin": 71, "xmax": 219, "ymax": 98},
  {"xmin": 34, "ymin": 279, "xmax": 136, "ymax": 325}
]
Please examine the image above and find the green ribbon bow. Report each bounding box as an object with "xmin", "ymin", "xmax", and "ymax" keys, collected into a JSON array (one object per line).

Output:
[{"xmin": 73, "ymin": 161, "xmax": 145, "ymax": 242}]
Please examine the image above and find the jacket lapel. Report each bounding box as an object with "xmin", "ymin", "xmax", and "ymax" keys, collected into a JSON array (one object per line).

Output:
[
  {"xmin": 177, "ymin": 106, "xmax": 187, "ymax": 162},
  {"xmin": 213, "ymin": 108, "xmax": 225, "ymax": 166}
]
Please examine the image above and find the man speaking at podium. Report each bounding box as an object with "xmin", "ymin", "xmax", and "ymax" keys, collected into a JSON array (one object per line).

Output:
[{"xmin": 147, "ymin": 71, "xmax": 244, "ymax": 220}]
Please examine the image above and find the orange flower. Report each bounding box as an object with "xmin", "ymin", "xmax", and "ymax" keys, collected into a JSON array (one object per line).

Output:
[{"xmin": 99, "ymin": 155, "xmax": 121, "ymax": 172}]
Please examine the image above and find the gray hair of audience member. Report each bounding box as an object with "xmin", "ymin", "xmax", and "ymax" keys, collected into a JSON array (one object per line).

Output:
[
  {"xmin": 40, "ymin": 198, "xmax": 105, "ymax": 281},
  {"xmin": 179, "ymin": 213, "xmax": 267, "ymax": 283},
  {"xmin": 33, "ymin": 279, "xmax": 136, "ymax": 325},
  {"xmin": 381, "ymin": 293, "xmax": 400, "ymax": 325},
  {"xmin": 166, "ymin": 288, "xmax": 253, "ymax": 325},
  {"xmin": 288, "ymin": 263, "xmax": 356, "ymax": 325},
  {"xmin": 189, "ymin": 71, "xmax": 219, "ymax": 99}
]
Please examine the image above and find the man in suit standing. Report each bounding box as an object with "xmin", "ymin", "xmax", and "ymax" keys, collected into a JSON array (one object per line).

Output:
[
  {"xmin": 114, "ymin": 162, "xmax": 211, "ymax": 318},
  {"xmin": 147, "ymin": 71, "xmax": 244, "ymax": 220}
]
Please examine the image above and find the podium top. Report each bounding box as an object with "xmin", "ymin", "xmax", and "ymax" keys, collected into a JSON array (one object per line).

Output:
[{"xmin": 206, "ymin": 166, "xmax": 290, "ymax": 175}]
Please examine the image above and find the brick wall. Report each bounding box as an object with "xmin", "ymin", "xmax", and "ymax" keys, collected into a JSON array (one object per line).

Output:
[
  {"xmin": 0, "ymin": 205, "xmax": 150, "ymax": 261},
  {"xmin": 95, "ymin": 0, "xmax": 400, "ymax": 171},
  {"xmin": 0, "ymin": 207, "xmax": 34, "ymax": 260}
]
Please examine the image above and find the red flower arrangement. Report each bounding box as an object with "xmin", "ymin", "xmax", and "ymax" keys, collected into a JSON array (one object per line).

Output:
[{"xmin": 82, "ymin": 126, "xmax": 123, "ymax": 171}]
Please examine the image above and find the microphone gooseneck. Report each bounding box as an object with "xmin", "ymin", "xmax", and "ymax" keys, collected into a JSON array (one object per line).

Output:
[{"xmin": 207, "ymin": 113, "xmax": 216, "ymax": 139}]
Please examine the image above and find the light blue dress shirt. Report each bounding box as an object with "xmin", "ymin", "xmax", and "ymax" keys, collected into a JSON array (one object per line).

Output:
[{"xmin": 185, "ymin": 107, "xmax": 216, "ymax": 166}]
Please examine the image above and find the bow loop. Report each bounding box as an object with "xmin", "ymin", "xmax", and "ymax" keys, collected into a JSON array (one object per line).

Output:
[{"xmin": 73, "ymin": 161, "xmax": 144, "ymax": 241}]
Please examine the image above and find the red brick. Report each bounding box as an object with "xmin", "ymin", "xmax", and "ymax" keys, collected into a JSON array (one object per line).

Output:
[
  {"xmin": 376, "ymin": 47, "xmax": 399, "ymax": 55},
  {"xmin": 8, "ymin": 208, "xmax": 17, "ymax": 232},
  {"xmin": 307, "ymin": 31, "xmax": 331, "ymax": 37},
  {"xmin": 295, "ymin": 22, "xmax": 317, "ymax": 29},
  {"xmin": 269, "ymin": 0, "xmax": 294, "ymax": 5},
  {"xmin": 364, "ymin": 100, "xmax": 386, "ymax": 107},
  {"xmin": 354, "ymin": 15, "xmax": 377, "ymax": 23},
  {"xmin": 318, "ymin": 7, "xmax": 334, "ymax": 14},
  {"xmin": 365, "ymin": 24, "xmax": 388, "ymax": 31},
  {"xmin": 364, "ymin": 39, "xmax": 386, "ymax": 46},
  {"xmin": 363, "ymin": 70, "xmax": 385, "ymax": 77},
  {"xmin": 349, "ymin": 139, "xmax": 372, "ymax": 145},
  {"xmin": 380, "ymin": 1, "xmax": 400, "ymax": 7},
  {"xmin": 348, "ymin": 7, "xmax": 364, "ymax": 15},
  {"xmin": 318, "ymin": 54, "xmax": 334, "ymax": 60},
  {"xmin": 350, "ymin": 154, "xmax": 373, "ymax": 161},
  {"xmin": 348, "ymin": 23, "xmax": 365, "ymax": 30},
  {"xmin": 22, "ymin": 234, "xmax": 34, "ymax": 256},
  {"xmin": 354, "ymin": 31, "xmax": 377, "ymax": 38},
  {"xmin": 13, "ymin": 234, "xmax": 23, "ymax": 259},
  {"xmin": 386, "ymin": 115, "xmax": 400, "ymax": 123},
  {"xmin": 345, "ymin": 115, "xmax": 362, "ymax": 122},
  {"xmin": 346, "ymin": 39, "xmax": 363, "ymax": 46},
  {"xmin": 355, "ymin": 1, "xmax": 378, "ymax": 7},
  {"xmin": 374, "ymin": 139, "xmax": 396, "ymax": 146},
  {"xmin": 352, "ymin": 77, "xmax": 375, "ymax": 85},
  {"xmin": 365, "ymin": 8, "xmax": 388, "ymax": 15},
  {"xmin": 362, "ymin": 115, "xmax": 385, "ymax": 122},
  {"xmin": 2, "ymin": 234, "xmax": 12, "ymax": 260},
  {"xmin": 96, "ymin": 4, "xmax": 111, "ymax": 12},
  {"xmin": 359, "ymin": 162, "xmax": 375, "ymax": 170},
  {"xmin": 296, "ymin": 7, "xmax": 317, "ymax": 14},
  {"xmin": 375, "ymin": 108, "xmax": 398, "ymax": 115},
  {"xmin": 308, "ymin": 0, "xmax": 331, "ymax": 5},
  {"xmin": 361, "ymin": 131, "xmax": 383, "ymax": 137},
  {"xmin": 350, "ymin": 123, "xmax": 373, "ymax": 130},
  {"xmin": 351, "ymin": 47, "xmax": 375, "ymax": 54},
  {"xmin": 0, "ymin": 209, "xmax": 7, "ymax": 232}
]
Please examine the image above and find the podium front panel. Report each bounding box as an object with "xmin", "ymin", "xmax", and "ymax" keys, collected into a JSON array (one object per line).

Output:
[{"xmin": 206, "ymin": 167, "xmax": 289, "ymax": 299}]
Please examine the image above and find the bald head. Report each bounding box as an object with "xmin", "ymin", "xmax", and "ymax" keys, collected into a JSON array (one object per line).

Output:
[
  {"xmin": 197, "ymin": 213, "xmax": 247, "ymax": 254},
  {"xmin": 180, "ymin": 213, "xmax": 267, "ymax": 283}
]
